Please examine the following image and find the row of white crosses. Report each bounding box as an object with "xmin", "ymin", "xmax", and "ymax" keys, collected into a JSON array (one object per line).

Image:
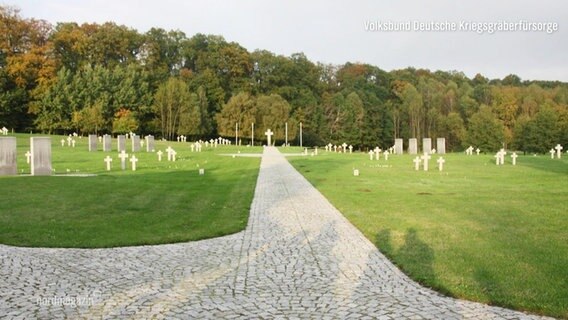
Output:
[
  {"xmin": 413, "ymin": 153, "xmax": 445, "ymax": 171},
  {"xmin": 61, "ymin": 136, "xmax": 76, "ymax": 148},
  {"xmin": 104, "ymin": 151, "xmax": 139, "ymax": 171},
  {"xmin": 465, "ymin": 146, "xmax": 481, "ymax": 156},
  {"xmin": 190, "ymin": 142, "xmax": 203, "ymax": 152},
  {"xmin": 368, "ymin": 147, "xmax": 391, "ymax": 160},
  {"xmin": 1, "ymin": 127, "xmax": 8, "ymax": 135},
  {"xmin": 550, "ymin": 144, "xmax": 563, "ymax": 159},
  {"xmin": 177, "ymin": 135, "xmax": 187, "ymax": 142},
  {"xmin": 494, "ymin": 149, "xmax": 519, "ymax": 166}
]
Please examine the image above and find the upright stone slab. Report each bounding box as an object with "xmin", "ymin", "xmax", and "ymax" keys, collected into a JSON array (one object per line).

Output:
[
  {"xmin": 0, "ymin": 137, "xmax": 17, "ymax": 175},
  {"xmin": 88, "ymin": 134, "xmax": 97, "ymax": 151},
  {"xmin": 408, "ymin": 138, "xmax": 418, "ymax": 155},
  {"xmin": 132, "ymin": 135, "xmax": 141, "ymax": 152},
  {"xmin": 117, "ymin": 135, "xmax": 126, "ymax": 152},
  {"xmin": 103, "ymin": 134, "xmax": 112, "ymax": 152},
  {"xmin": 422, "ymin": 138, "xmax": 432, "ymax": 154},
  {"xmin": 436, "ymin": 138, "xmax": 446, "ymax": 154},
  {"xmin": 394, "ymin": 138, "xmax": 403, "ymax": 155},
  {"xmin": 146, "ymin": 135, "xmax": 155, "ymax": 152},
  {"xmin": 30, "ymin": 137, "xmax": 52, "ymax": 176}
]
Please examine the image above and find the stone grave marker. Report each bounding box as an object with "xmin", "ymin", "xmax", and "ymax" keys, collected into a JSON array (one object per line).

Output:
[
  {"xmin": 408, "ymin": 138, "xmax": 418, "ymax": 154},
  {"xmin": 342, "ymin": 143, "xmax": 348, "ymax": 153},
  {"xmin": 1, "ymin": 127, "xmax": 7, "ymax": 135},
  {"xmin": 413, "ymin": 156, "xmax": 421, "ymax": 171},
  {"xmin": 549, "ymin": 149, "xmax": 555, "ymax": 159},
  {"xmin": 132, "ymin": 135, "xmax": 141, "ymax": 152},
  {"xmin": 511, "ymin": 152, "xmax": 518, "ymax": 166},
  {"xmin": 555, "ymin": 144, "xmax": 563, "ymax": 159},
  {"xmin": 130, "ymin": 155, "xmax": 138, "ymax": 171},
  {"xmin": 25, "ymin": 150, "xmax": 31, "ymax": 164},
  {"xmin": 394, "ymin": 138, "xmax": 403, "ymax": 155},
  {"xmin": 375, "ymin": 147, "xmax": 381, "ymax": 160},
  {"xmin": 421, "ymin": 153, "xmax": 431, "ymax": 171},
  {"xmin": 60, "ymin": 139, "xmax": 65, "ymax": 147},
  {"xmin": 437, "ymin": 157, "xmax": 445, "ymax": 171},
  {"xmin": 146, "ymin": 135, "xmax": 155, "ymax": 152},
  {"xmin": 368, "ymin": 150, "xmax": 374, "ymax": 160},
  {"xmin": 157, "ymin": 150, "xmax": 163, "ymax": 161},
  {"xmin": 88, "ymin": 134, "xmax": 97, "ymax": 152},
  {"xmin": 166, "ymin": 146, "xmax": 174, "ymax": 161},
  {"xmin": 476, "ymin": 148, "xmax": 480, "ymax": 155},
  {"xmin": 104, "ymin": 156, "xmax": 112, "ymax": 171},
  {"xmin": 436, "ymin": 138, "xmax": 446, "ymax": 154},
  {"xmin": 118, "ymin": 151, "xmax": 129, "ymax": 170},
  {"xmin": 67, "ymin": 136, "xmax": 72, "ymax": 146},
  {"xmin": 117, "ymin": 135, "xmax": 126, "ymax": 152},
  {"xmin": 103, "ymin": 134, "xmax": 112, "ymax": 152},
  {"xmin": 30, "ymin": 137, "xmax": 52, "ymax": 176},
  {"xmin": 353, "ymin": 169, "xmax": 360, "ymax": 176},
  {"xmin": 422, "ymin": 138, "xmax": 432, "ymax": 154},
  {"xmin": 265, "ymin": 129, "xmax": 273, "ymax": 146},
  {"xmin": 71, "ymin": 139, "xmax": 76, "ymax": 148},
  {"xmin": 171, "ymin": 150, "xmax": 177, "ymax": 162},
  {"xmin": 199, "ymin": 168, "xmax": 205, "ymax": 175},
  {"xmin": 384, "ymin": 150, "xmax": 390, "ymax": 160},
  {"xmin": 0, "ymin": 137, "xmax": 17, "ymax": 175},
  {"xmin": 315, "ymin": 147, "xmax": 318, "ymax": 155},
  {"xmin": 348, "ymin": 145, "xmax": 353, "ymax": 154}
]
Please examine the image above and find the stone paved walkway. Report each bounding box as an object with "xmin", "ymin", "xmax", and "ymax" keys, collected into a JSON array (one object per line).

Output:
[{"xmin": 0, "ymin": 147, "xmax": 551, "ymax": 319}]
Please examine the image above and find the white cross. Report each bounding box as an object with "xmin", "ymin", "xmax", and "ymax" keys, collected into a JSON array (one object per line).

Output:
[
  {"xmin": 384, "ymin": 150, "xmax": 390, "ymax": 161},
  {"xmin": 265, "ymin": 129, "xmax": 273, "ymax": 146},
  {"xmin": 437, "ymin": 157, "xmax": 445, "ymax": 171},
  {"xmin": 334, "ymin": 145, "xmax": 337, "ymax": 152},
  {"xmin": 495, "ymin": 153, "xmax": 501, "ymax": 165},
  {"xmin": 157, "ymin": 150, "xmax": 163, "ymax": 161},
  {"xmin": 476, "ymin": 148, "xmax": 480, "ymax": 155},
  {"xmin": 1, "ymin": 127, "xmax": 7, "ymax": 135},
  {"xmin": 555, "ymin": 144, "xmax": 563, "ymax": 159},
  {"xmin": 118, "ymin": 151, "xmax": 129, "ymax": 170},
  {"xmin": 25, "ymin": 151, "xmax": 31, "ymax": 164},
  {"xmin": 61, "ymin": 139, "xmax": 66, "ymax": 147},
  {"xmin": 375, "ymin": 147, "xmax": 381, "ymax": 160},
  {"xmin": 342, "ymin": 143, "xmax": 348, "ymax": 153},
  {"xmin": 413, "ymin": 157, "xmax": 421, "ymax": 171},
  {"xmin": 348, "ymin": 145, "xmax": 353, "ymax": 154},
  {"xmin": 368, "ymin": 150, "xmax": 374, "ymax": 160},
  {"xmin": 314, "ymin": 147, "xmax": 318, "ymax": 155},
  {"xmin": 130, "ymin": 155, "xmax": 138, "ymax": 171},
  {"xmin": 549, "ymin": 149, "xmax": 555, "ymax": 159},
  {"xmin": 166, "ymin": 146, "xmax": 174, "ymax": 161},
  {"xmin": 511, "ymin": 152, "xmax": 518, "ymax": 166},
  {"xmin": 499, "ymin": 149, "xmax": 506, "ymax": 165},
  {"xmin": 71, "ymin": 139, "xmax": 76, "ymax": 148},
  {"xmin": 171, "ymin": 150, "xmax": 177, "ymax": 162},
  {"xmin": 421, "ymin": 153, "xmax": 431, "ymax": 171},
  {"xmin": 67, "ymin": 136, "xmax": 72, "ymax": 146},
  {"xmin": 104, "ymin": 156, "xmax": 113, "ymax": 171}
]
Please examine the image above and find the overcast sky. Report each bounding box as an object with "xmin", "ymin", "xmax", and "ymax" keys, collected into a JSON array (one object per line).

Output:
[{"xmin": 12, "ymin": 0, "xmax": 568, "ymax": 81}]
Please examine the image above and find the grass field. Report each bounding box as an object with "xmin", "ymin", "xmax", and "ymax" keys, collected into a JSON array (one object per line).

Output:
[
  {"xmin": 0, "ymin": 133, "xmax": 261, "ymax": 248},
  {"xmin": 289, "ymin": 150, "xmax": 567, "ymax": 318}
]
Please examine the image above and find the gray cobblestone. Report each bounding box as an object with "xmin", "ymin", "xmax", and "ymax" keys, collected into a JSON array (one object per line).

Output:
[{"xmin": 0, "ymin": 147, "xmax": 552, "ymax": 319}]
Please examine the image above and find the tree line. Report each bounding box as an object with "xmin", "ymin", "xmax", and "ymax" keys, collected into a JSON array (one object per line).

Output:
[{"xmin": 1, "ymin": 5, "xmax": 567, "ymax": 152}]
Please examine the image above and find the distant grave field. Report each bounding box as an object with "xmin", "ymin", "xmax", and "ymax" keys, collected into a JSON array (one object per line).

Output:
[
  {"xmin": 289, "ymin": 150, "xmax": 567, "ymax": 318},
  {"xmin": 0, "ymin": 133, "xmax": 262, "ymax": 248}
]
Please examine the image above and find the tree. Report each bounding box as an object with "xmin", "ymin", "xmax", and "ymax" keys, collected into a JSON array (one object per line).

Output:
[
  {"xmin": 215, "ymin": 92, "xmax": 256, "ymax": 139},
  {"xmin": 112, "ymin": 108, "xmax": 139, "ymax": 134},
  {"xmin": 255, "ymin": 93, "xmax": 294, "ymax": 143},
  {"xmin": 465, "ymin": 105, "xmax": 505, "ymax": 151},
  {"xmin": 153, "ymin": 77, "xmax": 197, "ymax": 140}
]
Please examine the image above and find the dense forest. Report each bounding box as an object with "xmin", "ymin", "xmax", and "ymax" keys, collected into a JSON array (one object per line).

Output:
[{"xmin": 1, "ymin": 6, "xmax": 567, "ymax": 152}]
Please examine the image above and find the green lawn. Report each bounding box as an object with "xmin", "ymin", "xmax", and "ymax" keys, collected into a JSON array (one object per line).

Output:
[
  {"xmin": 289, "ymin": 151, "xmax": 568, "ymax": 319},
  {"xmin": 0, "ymin": 133, "xmax": 261, "ymax": 248}
]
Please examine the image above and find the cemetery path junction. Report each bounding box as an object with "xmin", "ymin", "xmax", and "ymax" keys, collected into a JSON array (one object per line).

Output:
[{"xmin": 0, "ymin": 147, "xmax": 551, "ymax": 319}]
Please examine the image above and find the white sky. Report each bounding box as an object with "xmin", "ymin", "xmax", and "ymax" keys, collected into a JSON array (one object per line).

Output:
[{"xmin": 11, "ymin": 0, "xmax": 568, "ymax": 81}]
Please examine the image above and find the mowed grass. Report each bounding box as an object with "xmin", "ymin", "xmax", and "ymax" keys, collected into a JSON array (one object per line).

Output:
[
  {"xmin": 0, "ymin": 133, "xmax": 262, "ymax": 248},
  {"xmin": 290, "ymin": 150, "xmax": 567, "ymax": 318}
]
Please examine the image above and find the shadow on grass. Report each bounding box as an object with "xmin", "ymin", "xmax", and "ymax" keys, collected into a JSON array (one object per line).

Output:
[
  {"xmin": 376, "ymin": 228, "xmax": 451, "ymax": 295},
  {"xmin": 519, "ymin": 156, "xmax": 568, "ymax": 176},
  {"xmin": 473, "ymin": 267, "xmax": 510, "ymax": 309}
]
